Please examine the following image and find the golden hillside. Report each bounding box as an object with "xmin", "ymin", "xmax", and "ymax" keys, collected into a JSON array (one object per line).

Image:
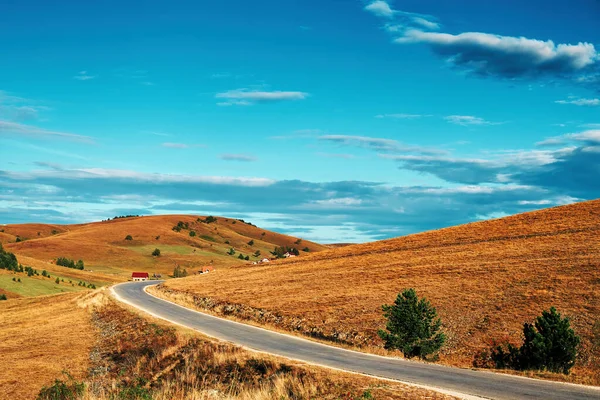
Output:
[
  {"xmin": 1, "ymin": 215, "xmax": 325, "ymax": 279},
  {"xmin": 161, "ymin": 199, "xmax": 600, "ymax": 384}
]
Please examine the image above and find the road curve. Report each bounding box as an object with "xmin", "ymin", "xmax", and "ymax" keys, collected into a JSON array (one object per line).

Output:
[{"xmin": 113, "ymin": 281, "xmax": 600, "ymax": 400}]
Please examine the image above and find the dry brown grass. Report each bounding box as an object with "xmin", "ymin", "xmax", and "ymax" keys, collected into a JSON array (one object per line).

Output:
[
  {"xmin": 161, "ymin": 199, "xmax": 600, "ymax": 385},
  {"xmin": 69, "ymin": 298, "xmax": 455, "ymax": 400},
  {"xmin": 2, "ymin": 215, "xmax": 325, "ymax": 279},
  {"xmin": 0, "ymin": 291, "xmax": 96, "ymax": 399},
  {"xmin": 1, "ymin": 288, "xmax": 453, "ymax": 399}
]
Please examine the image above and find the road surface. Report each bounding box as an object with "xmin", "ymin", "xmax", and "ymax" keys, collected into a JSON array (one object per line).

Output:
[{"xmin": 112, "ymin": 281, "xmax": 600, "ymax": 400}]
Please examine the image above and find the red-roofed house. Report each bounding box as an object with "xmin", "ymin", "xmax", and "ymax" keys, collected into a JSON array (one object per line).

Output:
[
  {"xmin": 132, "ymin": 272, "xmax": 149, "ymax": 281},
  {"xmin": 199, "ymin": 266, "xmax": 215, "ymax": 274}
]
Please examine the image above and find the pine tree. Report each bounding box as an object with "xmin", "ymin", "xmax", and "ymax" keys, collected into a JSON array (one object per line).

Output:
[
  {"xmin": 378, "ymin": 288, "xmax": 446, "ymax": 359},
  {"xmin": 519, "ymin": 307, "xmax": 580, "ymax": 374}
]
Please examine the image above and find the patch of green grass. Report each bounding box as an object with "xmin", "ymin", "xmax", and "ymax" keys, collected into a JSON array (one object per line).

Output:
[
  {"xmin": 0, "ymin": 274, "xmax": 86, "ymax": 297},
  {"xmin": 122, "ymin": 245, "xmax": 196, "ymax": 256},
  {"xmin": 199, "ymin": 235, "xmax": 217, "ymax": 242}
]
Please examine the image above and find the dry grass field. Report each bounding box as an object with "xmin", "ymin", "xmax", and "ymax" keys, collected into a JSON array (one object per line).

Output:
[
  {"xmin": 0, "ymin": 288, "xmax": 455, "ymax": 399},
  {"xmin": 0, "ymin": 292, "xmax": 96, "ymax": 399},
  {"xmin": 1, "ymin": 215, "xmax": 324, "ymax": 280},
  {"xmin": 160, "ymin": 199, "xmax": 600, "ymax": 385}
]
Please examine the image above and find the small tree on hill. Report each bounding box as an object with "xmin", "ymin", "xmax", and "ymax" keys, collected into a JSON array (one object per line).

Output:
[
  {"xmin": 0, "ymin": 294, "xmax": 7, "ymax": 300},
  {"xmin": 55, "ymin": 277, "xmax": 60, "ymax": 284},
  {"xmin": 125, "ymin": 235, "xmax": 133, "ymax": 240},
  {"xmin": 152, "ymin": 248, "xmax": 161, "ymax": 257},
  {"xmin": 189, "ymin": 231, "xmax": 196, "ymax": 237},
  {"xmin": 378, "ymin": 288, "xmax": 446, "ymax": 359},
  {"xmin": 519, "ymin": 307, "xmax": 580, "ymax": 374},
  {"xmin": 253, "ymin": 250, "xmax": 261, "ymax": 258},
  {"xmin": 247, "ymin": 239, "xmax": 254, "ymax": 246}
]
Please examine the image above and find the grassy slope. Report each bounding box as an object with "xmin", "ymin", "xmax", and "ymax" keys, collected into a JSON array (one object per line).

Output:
[
  {"xmin": 162, "ymin": 199, "xmax": 600, "ymax": 384},
  {"xmin": 1, "ymin": 215, "xmax": 325, "ymax": 280},
  {"xmin": 0, "ymin": 271, "xmax": 86, "ymax": 297}
]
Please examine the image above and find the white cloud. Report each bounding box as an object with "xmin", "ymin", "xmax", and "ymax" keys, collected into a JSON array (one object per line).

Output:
[
  {"xmin": 396, "ymin": 30, "xmax": 598, "ymax": 78},
  {"xmin": 0, "ymin": 120, "xmax": 94, "ymax": 143},
  {"xmin": 314, "ymin": 197, "xmax": 363, "ymax": 207},
  {"xmin": 364, "ymin": 1, "xmax": 394, "ymax": 18},
  {"xmin": 569, "ymin": 129, "xmax": 600, "ymax": 144},
  {"xmin": 220, "ymin": 154, "xmax": 258, "ymax": 162},
  {"xmin": 215, "ymin": 89, "xmax": 308, "ymax": 106},
  {"xmin": 536, "ymin": 137, "xmax": 565, "ymax": 147},
  {"xmin": 320, "ymin": 134, "xmax": 447, "ymax": 155},
  {"xmin": 74, "ymin": 71, "xmax": 97, "ymax": 81},
  {"xmin": 444, "ymin": 115, "xmax": 498, "ymax": 126},
  {"xmin": 3, "ymin": 167, "xmax": 273, "ymax": 187},
  {"xmin": 555, "ymin": 98, "xmax": 600, "ymax": 106},
  {"xmin": 411, "ymin": 17, "xmax": 440, "ymax": 30}
]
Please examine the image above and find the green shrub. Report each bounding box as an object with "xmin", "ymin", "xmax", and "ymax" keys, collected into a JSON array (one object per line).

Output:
[
  {"xmin": 0, "ymin": 294, "xmax": 7, "ymax": 300},
  {"xmin": 15, "ymin": 237, "xmax": 22, "ymax": 243},
  {"xmin": 227, "ymin": 248, "xmax": 235, "ymax": 256},
  {"xmin": 253, "ymin": 250, "xmax": 261, "ymax": 257},
  {"xmin": 0, "ymin": 243, "xmax": 18, "ymax": 271},
  {"xmin": 173, "ymin": 265, "xmax": 188, "ymax": 278},
  {"xmin": 56, "ymin": 257, "xmax": 84, "ymax": 270},
  {"xmin": 55, "ymin": 277, "xmax": 60, "ymax": 284},
  {"xmin": 198, "ymin": 216, "xmax": 217, "ymax": 224},
  {"xmin": 247, "ymin": 239, "xmax": 254, "ymax": 246},
  {"xmin": 152, "ymin": 248, "xmax": 161, "ymax": 257},
  {"xmin": 478, "ymin": 307, "xmax": 580, "ymax": 374},
  {"xmin": 238, "ymin": 253, "xmax": 245, "ymax": 260},
  {"xmin": 302, "ymin": 247, "xmax": 310, "ymax": 252},
  {"xmin": 378, "ymin": 288, "xmax": 446, "ymax": 359},
  {"xmin": 519, "ymin": 307, "xmax": 580, "ymax": 374},
  {"xmin": 37, "ymin": 373, "xmax": 85, "ymax": 400},
  {"xmin": 189, "ymin": 231, "xmax": 196, "ymax": 237},
  {"xmin": 125, "ymin": 235, "xmax": 133, "ymax": 240},
  {"xmin": 200, "ymin": 235, "xmax": 216, "ymax": 242}
]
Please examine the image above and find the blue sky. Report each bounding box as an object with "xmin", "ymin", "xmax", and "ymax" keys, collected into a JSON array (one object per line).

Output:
[{"xmin": 1, "ymin": 0, "xmax": 599, "ymax": 242}]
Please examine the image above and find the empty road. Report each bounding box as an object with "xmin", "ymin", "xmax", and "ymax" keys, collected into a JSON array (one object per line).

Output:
[{"xmin": 112, "ymin": 281, "xmax": 600, "ymax": 400}]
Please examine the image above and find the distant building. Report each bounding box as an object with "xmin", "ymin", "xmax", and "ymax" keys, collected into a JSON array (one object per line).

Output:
[
  {"xmin": 132, "ymin": 272, "xmax": 149, "ymax": 281},
  {"xmin": 283, "ymin": 252, "xmax": 296, "ymax": 258},
  {"xmin": 199, "ymin": 266, "xmax": 215, "ymax": 274},
  {"xmin": 261, "ymin": 258, "xmax": 270, "ymax": 263}
]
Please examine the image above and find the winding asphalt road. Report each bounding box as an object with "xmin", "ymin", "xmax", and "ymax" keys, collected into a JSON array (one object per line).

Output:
[{"xmin": 112, "ymin": 281, "xmax": 600, "ymax": 400}]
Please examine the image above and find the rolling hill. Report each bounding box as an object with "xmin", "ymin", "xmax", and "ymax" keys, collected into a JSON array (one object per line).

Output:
[
  {"xmin": 159, "ymin": 199, "xmax": 600, "ymax": 384},
  {"xmin": 0, "ymin": 215, "xmax": 325, "ymax": 281}
]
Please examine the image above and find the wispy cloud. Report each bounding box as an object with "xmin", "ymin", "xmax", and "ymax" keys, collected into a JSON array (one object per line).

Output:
[
  {"xmin": 215, "ymin": 89, "xmax": 309, "ymax": 106},
  {"xmin": 555, "ymin": 98, "xmax": 599, "ymax": 106},
  {"xmin": 363, "ymin": 3, "xmax": 598, "ymax": 83},
  {"xmin": 396, "ymin": 30, "xmax": 597, "ymax": 81},
  {"xmin": 319, "ymin": 134, "xmax": 447, "ymax": 155},
  {"xmin": 364, "ymin": 1, "xmax": 395, "ymax": 18},
  {"xmin": 73, "ymin": 71, "xmax": 97, "ymax": 81},
  {"xmin": 220, "ymin": 153, "xmax": 258, "ymax": 162},
  {"xmin": 536, "ymin": 137, "xmax": 565, "ymax": 147},
  {"xmin": 444, "ymin": 115, "xmax": 500, "ymax": 126},
  {"xmin": 0, "ymin": 120, "xmax": 94, "ymax": 143}
]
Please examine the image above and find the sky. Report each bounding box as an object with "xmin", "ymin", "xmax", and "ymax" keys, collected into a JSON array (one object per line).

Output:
[{"xmin": 1, "ymin": 0, "xmax": 599, "ymax": 243}]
